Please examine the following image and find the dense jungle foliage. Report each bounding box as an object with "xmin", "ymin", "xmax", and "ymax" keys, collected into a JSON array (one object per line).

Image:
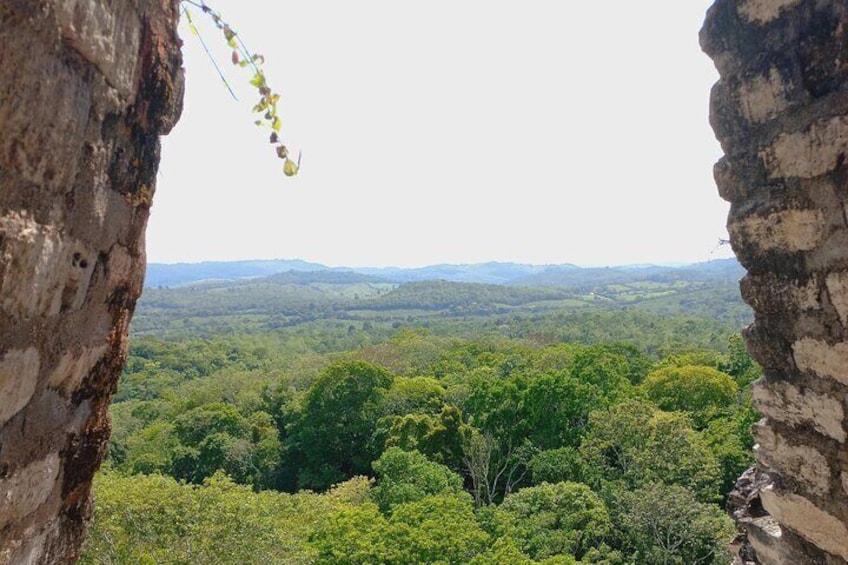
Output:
[{"xmin": 81, "ymin": 261, "xmax": 758, "ymax": 564}]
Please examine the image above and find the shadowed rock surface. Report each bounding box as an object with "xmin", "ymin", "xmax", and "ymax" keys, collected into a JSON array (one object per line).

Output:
[
  {"xmin": 0, "ymin": 1, "xmax": 183, "ymax": 562},
  {"xmin": 703, "ymin": 1, "xmax": 848, "ymax": 563}
]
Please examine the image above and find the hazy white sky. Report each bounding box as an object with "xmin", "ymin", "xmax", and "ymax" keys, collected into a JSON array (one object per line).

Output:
[{"xmin": 149, "ymin": 0, "xmax": 731, "ymax": 268}]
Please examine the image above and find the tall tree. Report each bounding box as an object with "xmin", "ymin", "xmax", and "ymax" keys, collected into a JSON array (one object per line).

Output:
[
  {"xmin": 289, "ymin": 360, "xmax": 394, "ymax": 490},
  {"xmin": 580, "ymin": 400, "xmax": 722, "ymax": 502},
  {"xmin": 499, "ymin": 481, "xmax": 612, "ymax": 561},
  {"xmin": 641, "ymin": 365, "xmax": 738, "ymax": 428}
]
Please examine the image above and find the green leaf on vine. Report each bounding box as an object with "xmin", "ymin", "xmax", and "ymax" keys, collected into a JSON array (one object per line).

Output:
[
  {"xmin": 283, "ymin": 158, "xmax": 299, "ymax": 177},
  {"xmin": 249, "ymin": 72, "xmax": 265, "ymax": 88}
]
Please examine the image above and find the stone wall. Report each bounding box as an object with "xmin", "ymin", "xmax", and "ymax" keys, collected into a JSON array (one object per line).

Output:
[
  {"xmin": 702, "ymin": 1, "xmax": 848, "ymax": 563},
  {"xmin": 0, "ymin": 1, "xmax": 183, "ymax": 562}
]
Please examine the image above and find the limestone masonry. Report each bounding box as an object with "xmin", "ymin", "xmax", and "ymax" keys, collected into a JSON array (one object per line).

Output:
[
  {"xmin": 703, "ymin": 1, "xmax": 848, "ymax": 563},
  {"xmin": 0, "ymin": 1, "xmax": 183, "ymax": 562}
]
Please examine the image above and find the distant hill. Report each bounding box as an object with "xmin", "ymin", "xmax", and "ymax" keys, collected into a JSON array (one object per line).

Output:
[
  {"xmin": 264, "ymin": 270, "xmax": 389, "ymax": 285},
  {"xmin": 674, "ymin": 258, "xmax": 746, "ymax": 280},
  {"xmin": 346, "ymin": 262, "xmax": 569, "ymax": 285},
  {"xmin": 145, "ymin": 257, "xmax": 744, "ymax": 288},
  {"xmin": 145, "ymin": 259, "xmax": 327, "ymax": 287},
  {"xmin": 361, "ymin": 279, "xmax": 572, "ymax": 313},
  {"xmin": 134, "ymin": 257, "xmax": 750, "ymax": 338},
  {"xmin": 509, "ymin": 259, "xmax": 744, "ymax": 288}
]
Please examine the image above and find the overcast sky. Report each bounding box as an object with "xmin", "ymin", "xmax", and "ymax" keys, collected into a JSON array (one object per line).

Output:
[{"xmin": 149, "ymin": 0, "xmax": 730, "ymax": 268}]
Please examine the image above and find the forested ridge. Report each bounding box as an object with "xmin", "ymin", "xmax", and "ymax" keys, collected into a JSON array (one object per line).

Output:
[
  {"xmin": 133, "ymin": 259, "xmax": 749, "ymax": 338},
  {"xmin": 82, "ymin": 260, "xmax": 756, "ymax": 564}
]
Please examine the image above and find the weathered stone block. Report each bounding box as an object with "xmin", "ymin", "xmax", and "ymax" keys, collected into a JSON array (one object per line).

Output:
[
  {"xmin": 0, "ymin": 212, "xmax": 95, "ymax": 320},
  {"xmin": 728, "ymin": 209, "xmax": 826, "ymax": 252},
  {"xmin": 0, "ymin": 518, "xmax": 59, "ymax": 565},
  {"xmin": 742, "ymin": 272, "xmax": 821, "ymax": 313},
  {"xmin": 762, "ymin": 116, "xmax": 848, "ymax": 180},
  {"xmin": 746, "ymin": 516, "xmax": 799, "ymax": 565},
  {"xmin": 48, "ymin": 345, "xmax": 108, "ymax": 396},
  {"xmin": 53, "ymin": 0, "xmax": 142, "ymax": 99},
  {"xmin": 0, "ymin": 453, "xmax": 60, "ymax": 530},
  {"xmin": 738, "ymin": 68, "xmax": 791, "ymax": 123},
  {"xmin": 754, "ymin": 423, "xmax": 831, "ymax": 495},
  {"xmin": 761, "ymin": 486, "xmax": 848, "ymax": 562},
  {"xmin": 0, "ymin": 52, "xmax": 91, "ymax": 193},
  {"xmin": 752, "ymin": 379, "xmax": 846, "ymax": 443},
  {"xmin": 0, "ymin": 347, "xmax": 40, "ymax": 426},
  {"xmin": 793, "ymin": 337, "xmax": 848, "ymax": 386}
]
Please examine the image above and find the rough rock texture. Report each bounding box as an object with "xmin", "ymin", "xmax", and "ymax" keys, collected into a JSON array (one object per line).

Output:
[
  {"xmin": 702, "ymin": 1, "xmax": 848, "ymax": 563},
  {"xmin": 0, "ymin": 1, "xmax": 183, "ymax": 562}
]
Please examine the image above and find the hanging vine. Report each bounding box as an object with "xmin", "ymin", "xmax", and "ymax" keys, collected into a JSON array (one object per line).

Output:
[{"xmin": 181, "ymin": 0, "xmax": 300, "ymax": 176}]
